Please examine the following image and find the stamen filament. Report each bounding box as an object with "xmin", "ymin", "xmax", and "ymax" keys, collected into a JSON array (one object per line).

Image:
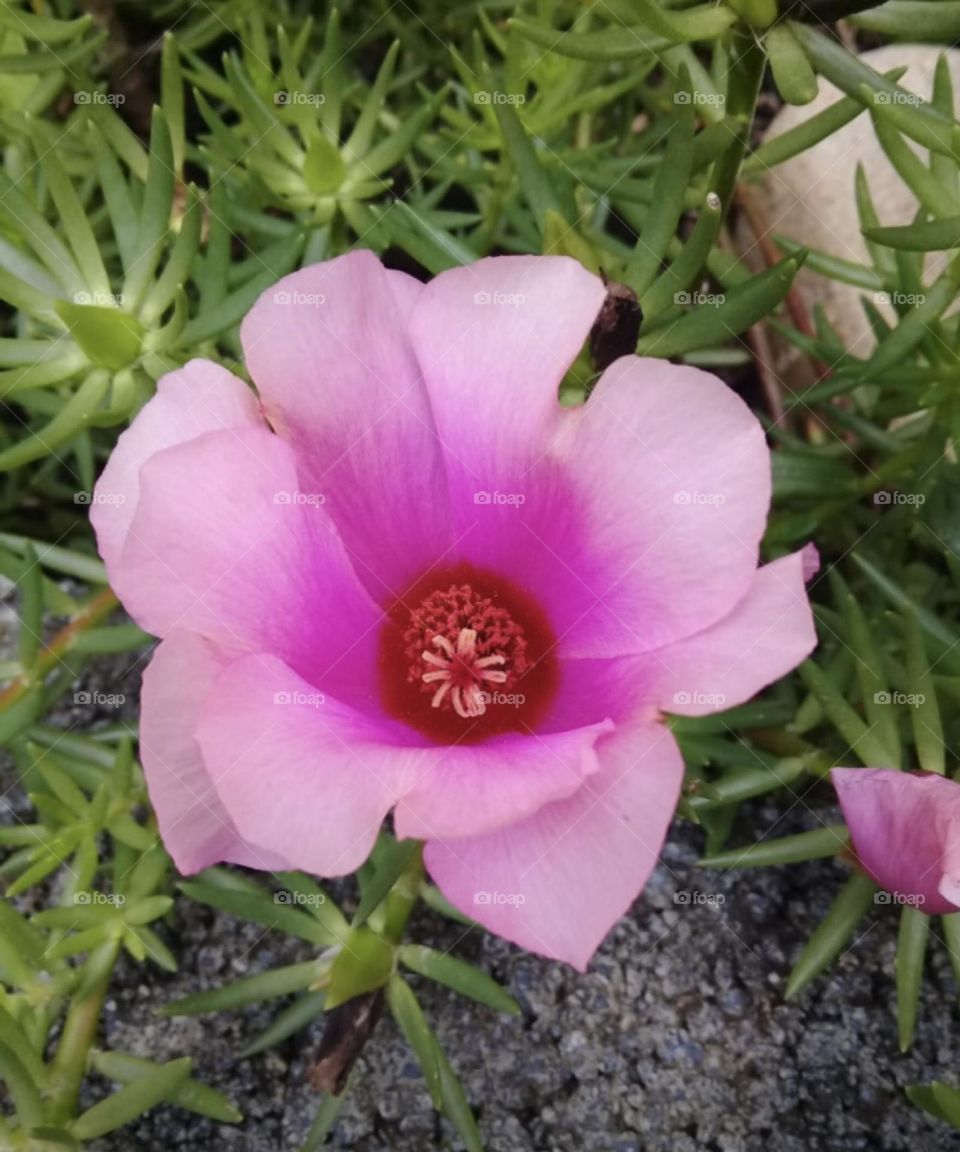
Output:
[
  {"xmin": 419, "ymin": 625, "xmax": 511, "ymax": 719},
  {"xmin": 432, "ymin": 635, "xmax": 455, "ymax": 659}
]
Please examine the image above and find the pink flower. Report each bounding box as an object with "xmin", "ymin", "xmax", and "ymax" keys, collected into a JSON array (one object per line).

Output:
[
  {"xmin": 92, "ymin": 252, "xmax": 816, "ymax": 969},
  {"xmin": 832, "ymin": 768, "xmax": 960, "ymax": 913}
]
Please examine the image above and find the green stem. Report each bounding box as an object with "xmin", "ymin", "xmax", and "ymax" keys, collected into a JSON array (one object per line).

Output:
[
  {"xmin": 382, "ymin": 844, "xmax": 424, "ymax": 946},
  {"xmin": 48, "ymin": 938, "xmax": 120, "ymax": 1124},
  {"xmin": 711, "ymin": 29, "xmax": 765, "ymax": 217},
  {"xmin": 0, "ymin": 588, "xmax": 118, "ymax": 712}
]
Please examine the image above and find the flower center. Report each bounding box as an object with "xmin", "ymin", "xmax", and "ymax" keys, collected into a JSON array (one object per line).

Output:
[
  {"xmin": 379, "ymin": 563, "xmax": 558, "ymax": 744},
  {"xmin": 403, "ymin": 584, "xmax": 529, "ymax": 719}
]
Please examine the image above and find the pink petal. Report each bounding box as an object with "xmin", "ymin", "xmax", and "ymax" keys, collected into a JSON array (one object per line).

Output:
[
  {"xmin": 832, "ymin": 768, "xmax": 960, "ymax": 914},
  {"xmin": 554, "ymin": 356, "xmax": 772, "ymax": 656},
  {"xmin": 539, "ymin": 655, "xmax": 656, "ymax": 732},
  {"xmin": 406, "ymin": 255, "xmax": 617, "ymax": 653},
  {"xmin": 393, "ymin": 718, "xmax": 614, "ymax": 841},
  {"xmin": 423, "ymin": 720, "xmax": 684, "ymax": 970},
  {"xmin": 91, "ymin": 360, "xmax": 263, "ymax": 575},
  {"xmin": 385, "ymin": 267, "xmax": 424, "ymax": 320},
  {"xmin": 114, "ymin": 425, "xmax": 382, "ymax": 703},
  {"xmin": 800, "ymin": 542, "xmax": 821, "ymax": 583},
  {"xmin": 239, "ymin": 251, "xmax": 451, "ymax": 601},
  {"xmin": 195, "ymin": 653, "xmax": 415, "ymax": 876},
  {"xmin": 408, "ymin": 255, "xmax": 605, "ymax": 496},
  {"xmin": 140, "ymin": 632, "xmax": 288, "ymax": 875},
  {"xmin": 652, "ymin": 550, "xmax": 816, "ymax": 716}
]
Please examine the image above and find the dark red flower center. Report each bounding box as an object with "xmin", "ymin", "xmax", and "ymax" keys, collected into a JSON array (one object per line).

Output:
[{"xmin": 379, "ymin": 563, "xmax": 558, "ymax": 744}]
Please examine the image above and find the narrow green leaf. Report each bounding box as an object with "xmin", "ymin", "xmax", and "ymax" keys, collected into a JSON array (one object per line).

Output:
[
  {"xmin": 35, "ymin": 759, "xmax": 89, "ymax": 816},
  {"xmin": 179, "ymin": 879, "xmax": 331, "ymax": 945},
  {"xmin": 45, "ymin": 925, "xmax": 116, "ymax": 962},
  {"xmin": 239, "ymin": 989, "xmax": 327, "ymax": 1058},
  {"xmin": 906, "ymin": 1081, "xmax": 960, "ymax": 1129},
  {"xmin": 419, "ymin": 884, "xmax": 477, "ymax": 927},
  {"xmin": 355, "ymin": 88, "xmax": 446, "ymax": 179},
  {"xmin": 700, "ymin": 825, "xmax": 849, "ymax": 869},
  {"xmin": 92, "ymin": 103, "xmax": 149, "ymax": 180},
  {"xmin": 942, "ymin": 913, "xmax": 960, "ymax": 988},
  {"xmin": 852, "ymin": 1, "xmax": 960, "ymax": 42},
  {"xmin": 161, "ymin": 34, "xmax": 186, "ymax": 176},
  {"xmin": 40, "ymin": 149, "xmax": 111, "ymax": 298},
  {"xmin": 903, "ymin": 613, "xmax": 945, "ymax": 775},
  {"xmin": 273, "ymin": 872, "xmax": 349, "ymax": 940},
  {"xmin": 870, "ymin": 109, "xmax": 959, "ymax": 218},
  {"xmin": 354, "ymin": 838, "xmax": 421, "ymax": 930},
  {"xmin": 16, "ymin": 542, "xmax": 42, "ymax": 667},
  {"xmin": 220, "ymin": 54, "xmax": 301, "ymax": 169},
  {"xmin": 641, "ymin": 192, "xmax": 723, "ymax": 319},
  {"xmin": 863, "ymin": 216, "xmax": 960, "ymax": 252},
  {"xmin": 398, "ymin": 945, "xmax": 520, "ymax": 1015},
  {"xmin": 90, "ymin": 1050, "xmax": 242, "ymax": 1124},
  {"xmin": 435, "ymin": 1042, "xmax": 483, "ymax": 1152},
  {"xmin": 931, "ymin": 55, "xmax": 958, "ymax": 200},
  {"xmin": 510, "ymin": 20, "xmax": 659, "ymax": 62},
  {"xmin": 896, "ymin": 905, "xmax": 929, "ymax": 1051},
  {"xmin": 374, "ymin": 200, "xmax": 478, "ymax": 273},
  {"xmin": 791, "ymin": 23, "xmax": 959, "ymax": 158},
  {"xmin": 0, "ymin": 366, "xmax": 110, "ymax": 470},
  {"xmin": 343, "ymin": 40, "xmax": 399, "ymax": 158},
  {"xmin": 0, "ymin": 534, "xmax": 107, "ymax": 583},
  {"xmin": 854, "ymin": 164, "xmax": 897, "ymax": 282},
  {"xmin": 123, "ymin": 107, "xmax": 175, "ymax": 310},
  {"xmin": 709, "ymin": 31, "xmax": 765, "ymax": 214},
  {"xmin": 774, "ymin": 236, "xmax": 884, "ymax": 291},
  {"xmin": 634, "ymin": 255, "xmax": 805, "ymax": 358},
  {"xmin": 829, "ymin": 571, "xmax": 900, "ymax": 768},
  {"xmin": 855, "ymin": 273, "xmax": 957, "ymax": 380},
  {"xmin": 0, "ymin": 169, "xmax": 81, "ymax": 293},
  {"xmin": 786, "ymin": 873, "xmax": 877, "ymax": 999},
  {"xmin": 851, "ymin": 553, "xmax": 960, "ymax": 674},
  {"xmin": 0, "ymin": 7, "xmax": 92, "ymax": 41},
  {"xmin": 387, "ymin": 976, "xmax": 443, "ymax": 1108},
  {"xmin": 744, "ymin": 69, "xmax": 907, "ymax": 174},
  {"xmin": 798, "ymin": 660, "xmax": 899, "ymax": 767},
  {"xmin": 302, "ymin": 1090, "xmax": 348, "ymax": 1152},
  {"xmin": 141, "ymin": 185, "xmax": 203, "ymax": 324},
  {"xmin": 0, "ymin": 1040, "xmax": 45, "ymax": 1129},
  {"xmin": 72, "ymin": 1058, "xmax": 192, "ymax": 1140},
  {"xmin": 492, "ymin": 93, "xmax": 571, "ymax": 229},
  {"xmin": 162, "ymin": 960, "xmax": 328, "ymax": 1016},
  {"xmin": 0, "ymin": 1006, "xmax": 46, "ymax": 1088},
  {"xmin": 0, "ymin": 29, "xmax": 104, "ymax": 73},
  {"xmin": 180, "ymin": 233, "xmax": 304, "ymax": 344},
  {"xmin": 686, "ymin": 757, "xmax": 811, "ymax": 811},
  {"xmin": 128, "ymin": 925, "xmax": 179, "ymax": 969},
  {"xmin": 766, "ymin": 24, "xmax": 818, "ymax": 106},
  {"xmin": 633, "ymin": 0, "xmax": 737, "ymax": 40},
  {"xmin": 317, "ymin": 8, "xmax": 344, "ymax": 139},
  {"xmin": 0, "ymin": 900, "xmax": 47, "ymax": 985},
  {"xmin": 626, "ymin": 84, "xmax": 695, "ymax": 295},
  {"xmin": 73, "ymin": 623, "xmax": 151, "ymax": 654}
]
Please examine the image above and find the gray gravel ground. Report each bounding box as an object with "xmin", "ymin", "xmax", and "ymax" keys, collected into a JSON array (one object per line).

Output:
[{"xmin": 5, "ymin": 652, "xmax": 960, "ymax": 1152}]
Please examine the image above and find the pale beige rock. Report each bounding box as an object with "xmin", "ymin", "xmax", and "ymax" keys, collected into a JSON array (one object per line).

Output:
[{"xmin": 747, "ymin": 44, "xmax": 960, "ymax": 356}]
